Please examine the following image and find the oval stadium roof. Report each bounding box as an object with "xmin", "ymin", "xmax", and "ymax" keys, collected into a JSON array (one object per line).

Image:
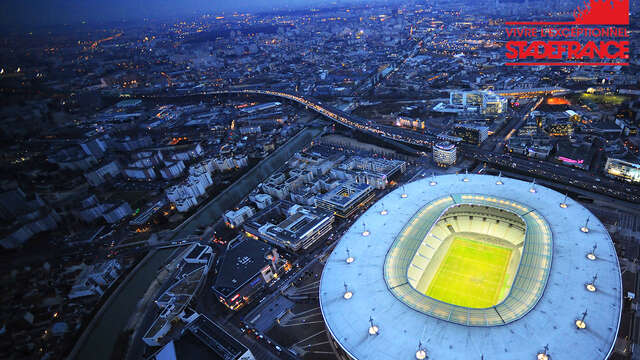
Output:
[{"xmin": 319, "ymin": 174, "xmax": 621, "ymax": 360}]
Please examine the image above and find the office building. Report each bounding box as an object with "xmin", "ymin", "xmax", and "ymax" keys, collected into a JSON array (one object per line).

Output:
[{"xmin": 244, "ymin": 200, "xmax": 334, "ymax": 251}]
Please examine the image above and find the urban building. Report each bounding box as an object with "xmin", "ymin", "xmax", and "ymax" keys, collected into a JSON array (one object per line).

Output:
[
  {"xmin": 605, "ymin": 157, "xmax": 640, "ymax": 183},
  {"xmin": 223, "ymin": 206, "xmax": 255, "ymax": 228},
  {"xmin": 316, "ymin": 181, "xmax": 374, "ymax": 218},
  {"xmin": 243, "ymin": 200, "xmax": 334, "ymax": 251},
  {"xmin": 448, "ymin": 90, "xmax": 506, "ymax": 114},
  {"xmin": 212, "ymin": 237, "xmax": 289, "ymax": 311},
  {"xmin": 143, "ymin": 243, "xmax": 213, "ymax": 347},
  {"xmin": 84, "ymin": 160, "xmax": 122, "ymax": 187},
  {"xmin": 432, "ymin": 141, "xmax": 457, "ymax": 167},
  {"xmin": 320, "ymin": 175, "xmax": 621, "ymax": 360},
  {"xmin": 150, "ymin": 315, "xmax": 255, "ymax": 360},
  {"xmin": 68, "ymin": 260, "xmax": 122, "ymax": 299},
  {"xmin": 453, "ymin": 124, "xmax": 489, "ymax": 145}
]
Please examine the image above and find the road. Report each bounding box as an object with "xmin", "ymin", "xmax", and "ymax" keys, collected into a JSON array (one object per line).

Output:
[{"xmin": 465, "ymin": 147, "xmax": 640, "ymax": 203}]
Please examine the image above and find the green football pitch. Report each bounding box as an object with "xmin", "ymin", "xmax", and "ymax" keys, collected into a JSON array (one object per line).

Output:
[{"xmin": 425, "ymin": 237, "xmax": 513, "ymax": 308}]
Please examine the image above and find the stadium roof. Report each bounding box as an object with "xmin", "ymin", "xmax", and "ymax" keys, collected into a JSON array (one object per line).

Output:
[{"xmin": 319, "ymin": 174, "xmax": 621, "ymax": 360}]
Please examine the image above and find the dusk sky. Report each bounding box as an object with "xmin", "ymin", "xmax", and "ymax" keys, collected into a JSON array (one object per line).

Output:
[{"xmin": 1, "ymin": 0, "xmax": 372, "ymax": 28}]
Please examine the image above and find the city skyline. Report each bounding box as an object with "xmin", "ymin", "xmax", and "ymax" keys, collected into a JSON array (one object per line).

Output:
[{"xmin": 0, "ymin": 0, "xmax": 637, "ymax": 359}]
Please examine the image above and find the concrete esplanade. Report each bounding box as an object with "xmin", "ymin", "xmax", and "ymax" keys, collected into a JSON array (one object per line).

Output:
[{"xmin": 319, "ymin": 174, "xmax": 621, "ymax": 360}]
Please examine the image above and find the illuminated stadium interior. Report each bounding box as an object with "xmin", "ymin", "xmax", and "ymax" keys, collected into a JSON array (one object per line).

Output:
[
  {"xmin": 320, "ymin": 174, "xmax": 621, "ymax": 360},
  {"xmin": 384, "ymin": 194, "xmax": 551, "ymax": 326},
  {"xmin": 408, "ymin": 204, "xmax": 526, "ymax": 309}
]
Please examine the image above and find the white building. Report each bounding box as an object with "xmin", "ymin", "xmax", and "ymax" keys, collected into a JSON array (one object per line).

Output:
[
  {"xmin": 188, "ymin": 163, "xmax": 213, "ymax": 185},
  {"xmin": 223, "ymin": 206, "xmax": 255, "ymax": 228},
  {"xmin": 159, "ymin": 160, "xmax": 185, "ymax": 179},
  {"xmin": 170, "ymin": 143, "xmax": 204, "ymax": 161},
  {"xmin": 124, "ymin": 166, "xmax": 156, "ymax": 180},
  {"xmin": 605, "ymin": 157, "xmax": 640, "ymax": 183},
  {"xmin": 68, "ymin": 260, "xmax": 121, "ymax": 299},
  {"xmin": 164, "ymin": 167, "xmax": 214, "ymax": 213},
  {"xmin": 433, "ymin": 141, "xmax": 457, "ymax": 167},
  {"xmin": 250, "ymin": 193, "xmax": 273, "ymax": 210},
  {"xmin": 175, "ymin": 197, "xmax": 198, "ymax": 213},
  {"xmin": 84, "ymin": 160, "xmax": 121, "ymax": 187},
  {"xmin": 448, "ymin": 90, "xmax": 506, "ymax": 114}
]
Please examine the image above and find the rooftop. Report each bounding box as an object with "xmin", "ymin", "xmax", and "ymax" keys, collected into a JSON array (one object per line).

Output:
[
  {"xmin": 320, "ymin": 174, "xmax": 621, "ymax": 360},
  {"xmin": 317, "ymin": 181, "xmax": 373, "ymax": 207},
  {"xmin": 213, "ymin": 238, "xmax": 272, "ymax": 298}
]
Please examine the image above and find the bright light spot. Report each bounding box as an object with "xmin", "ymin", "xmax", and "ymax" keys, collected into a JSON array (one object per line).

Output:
[
  {"xmin": 344, "ymin": 291, "xmax": 353, "ymax": 299},
  {"xmin": 368, "ymin": 325, "xmax": 379, "ymax": 335},
  {"xmin": 346, "ymin": 257, "xmax": 354, "ymax": 264},
  {"xmin": 586, "ymin": 283, "xmax": 596, "ymax": 292},
  {"xmin": 575, "ymin": 320, "xmax": 586, "ymax": 329}
]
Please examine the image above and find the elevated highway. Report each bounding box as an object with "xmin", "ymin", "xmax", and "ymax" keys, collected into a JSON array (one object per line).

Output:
[{"xmin": 201, "ymin": 89, "xmax": 434, "ymax": 154}]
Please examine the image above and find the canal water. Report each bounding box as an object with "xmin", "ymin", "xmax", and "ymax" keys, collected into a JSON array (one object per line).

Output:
[
  {"xmin": 72, "ymin": 126, "xmax": 323, "ymax": 359},
  {"xmin": 73, "ymin": 246, "xmax": 180, "ymax": 360}
]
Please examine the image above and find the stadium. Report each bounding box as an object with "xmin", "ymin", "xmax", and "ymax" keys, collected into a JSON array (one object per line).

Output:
[{"xmin": 319, "ymin": 174, "xmax": 621, "ymax": 360}]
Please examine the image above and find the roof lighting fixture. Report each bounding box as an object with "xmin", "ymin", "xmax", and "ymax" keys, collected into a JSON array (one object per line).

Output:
[
  {"xmin": 560, "ymin": 193, "xmax": 568, "ymax": 208},
  {"xmin": 343, "ymin": 282, "xmax": 353, "ymax": 299},
  {"xmin": 575, "ymin": 309, "xmax": 588, "ymax": 329},
  {"xmin": 362, "ymin": 222, "xmax": 370, "ymax": 236},
  {"xmin": 430, "ymin": 172, "xmax": 437, "ymax": 186},
  {"xmin": 537, "ymin": 345, "xmax": 550, "ymax": 360},
  {"xmin": 496, "ymin": 171, "xmax": 503, "ymax": 185},
  {"xmin": 380, "ymin": 202, "xmax": 388, "ymax": 215},
  {"xmin": 415, "ymin": 341, "xmax": 427, "ymax": 359},
  {"xmin": 368, "ymin": 316, "xmax": 379, "ymax": 336},
  {"xmin": 586, "ymin": 274, "xmax": 597, "ymax": 292},
  {"xmin": 401, "ymin": 185, "xmax": 408, "ymax": 198},
  {"xmin": 529, "ymin": 179, "xmax": 537, "ymax": 193},
  {"xmin": 462, "ymin": 169, "xmax": 470, "ymax": 182},
  {"xmin": 586, "ymin": 243, "xmax": 597, "ymax": 260},
  {"xmin": 580, "ymin": 216, "xmax": 590, "ymax": 233},
  {"xmin": 346, "ymin": 248, "xmax": 354, "ymax": 264}
]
